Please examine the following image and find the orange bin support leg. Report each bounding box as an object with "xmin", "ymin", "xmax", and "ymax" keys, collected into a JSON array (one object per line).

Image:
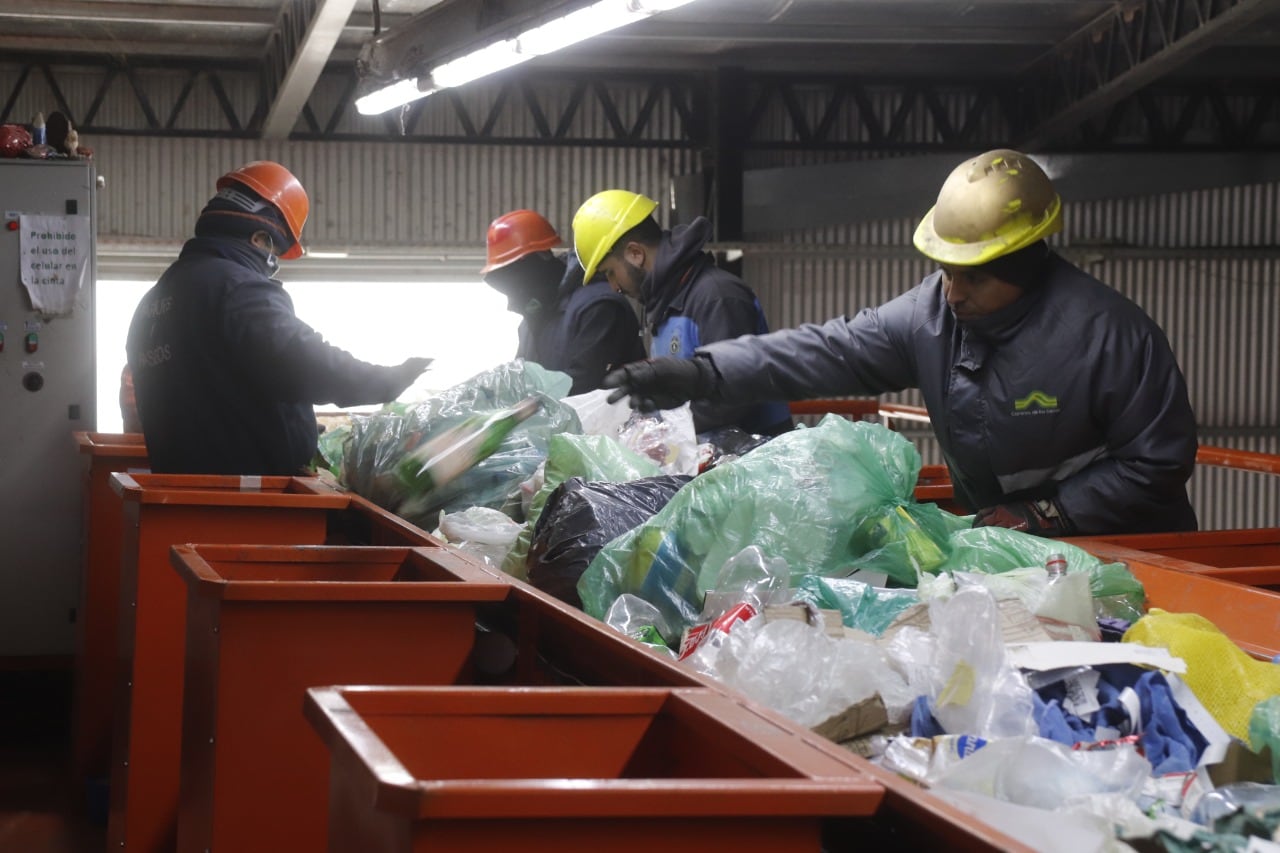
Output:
[{"xmin": 71, "ymin": 432, "xmax": 148, "ymax": 786}]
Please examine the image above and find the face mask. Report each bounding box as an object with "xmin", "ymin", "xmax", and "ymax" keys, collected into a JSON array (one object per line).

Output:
[{"xmin": 264, "ymin": 251, "xmax": 280, "ymax": 277}]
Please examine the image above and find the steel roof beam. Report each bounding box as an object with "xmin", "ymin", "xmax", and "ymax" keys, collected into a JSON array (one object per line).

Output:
[
  {"xmin": 1017, "ymin": 0, "xmax": 1280, "ymax": 149},
  {"xmin": 261, "ymin": 0, "xmax": 360, "ymax": 139}
]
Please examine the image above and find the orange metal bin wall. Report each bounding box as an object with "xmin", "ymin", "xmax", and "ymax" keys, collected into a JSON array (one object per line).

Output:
[
  {"xmin": 305, "ymin": 685, "xmax": 883, "ymax": 853},
  {"xmin": 1068, "ymin": 529, "xmax": 1280, "ymax": 592},
  {"xmin": 72, "ymin": 432, "xmax": 148, "ymax": 784},
  {"xmin": 171, "ymin": 542, "xmax": 749, "ymax": 853},
  {"xmin": 104, "ymin": 474, "xmax": 441, "ymax": 853},
  {"xmin": 172, "ymin": 545, "xmax": 510, "ymax": 853}
]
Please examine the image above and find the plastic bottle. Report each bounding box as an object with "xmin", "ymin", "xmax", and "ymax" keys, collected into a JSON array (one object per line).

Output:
[
  {"xmin": 31, "ymin": 112, "xmax": 45, "ymax": 145},
  {"xmin": 396, "ymin": 396, "xmax": 541, "ymax": 494},
  {"xmin": 1045, "ymin": 552, "xmax": 1068, "ymax": 581},
  {"xmin": 1036, "ymin": 551, "xmax": 1099, "ymax": 638}
]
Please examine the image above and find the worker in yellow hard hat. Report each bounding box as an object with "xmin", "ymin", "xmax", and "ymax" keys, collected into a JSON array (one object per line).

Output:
[
  {"xmin": 127, "ymin": 161, "xmax": 432, "ymax": 474},
  {"xmin": 602, "ymin": 149, "xmax": 1199, "ymax": 536},
  {"xmin": 572, "ymin": 189, "xmax": 792, "ymax": 436},
  {"xmin": 480, "ymin": 209, "xmax": 643, "ymax": 395}
]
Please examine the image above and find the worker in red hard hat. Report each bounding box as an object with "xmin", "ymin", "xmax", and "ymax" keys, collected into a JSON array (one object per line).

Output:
[
  {"xmin": 481, "ymin": 209, "xmax": 643, "ymax": 395},
  {"xmin": 127, "ymin": 160, "xmax": 431, "ymax": 474}
]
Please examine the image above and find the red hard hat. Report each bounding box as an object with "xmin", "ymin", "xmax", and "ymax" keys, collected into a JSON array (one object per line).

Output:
[
  {"xmin": 480, "ymin": 210, "xmax": 562, "ymax": 274},
  {"xmin": 217, "ymin": 161, "xmax": 309, "ymax": 259}
]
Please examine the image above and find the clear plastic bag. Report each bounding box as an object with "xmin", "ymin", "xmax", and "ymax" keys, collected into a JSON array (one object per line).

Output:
[
  {"xmin": 604, "ymin": 594, "xmax": 674, "ymax": 652},
  {"xmin": 436, "ymin": 506, "xmax": 522, "ymax": 568},
  {"xmin": 340, "ymin": 361, "xmax": 580, "ymax": 530},
  {"xmin": 927, "ymin": 586, "xmax": 1038, "ymax": 739},
  {"xmin": 693, "ymin": 615, "xmax": 908, "ymax": 729},
  {"xmin": 931, "ymin": 735, "xmax": 1152, "ymax": 809}
]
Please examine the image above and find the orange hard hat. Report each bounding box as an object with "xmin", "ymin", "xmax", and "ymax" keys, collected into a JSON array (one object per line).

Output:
[
  {"xmin": 480, "ymin": 210, "xmax": 562, "ymax": 274},
  {"xmin": 217, "ymin": 161, "xmax": 309, "ymax": 259}
]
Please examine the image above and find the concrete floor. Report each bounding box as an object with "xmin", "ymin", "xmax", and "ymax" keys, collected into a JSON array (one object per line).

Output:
[{"xmin": 0, "ymin": 669, "xmax": 106, "ymax": 853}]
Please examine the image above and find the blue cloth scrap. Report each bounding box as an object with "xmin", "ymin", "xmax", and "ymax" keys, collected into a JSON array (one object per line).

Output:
[
  {"xmin": 1032, "ymin": 664, "xmax": 1209, "ymax": 774},
  {"xmin": 910, "ymin": 695, "xmax": 946, "ymax": 738}
]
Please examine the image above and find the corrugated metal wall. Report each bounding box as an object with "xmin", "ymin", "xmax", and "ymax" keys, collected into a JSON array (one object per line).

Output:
[
  {"xmin": 12, "ymin": 61, "xmax": 1271, "ymax": 530},
  {"xmin": 91, "ymin": 135, "xmax": 693, "ymax": 249}
]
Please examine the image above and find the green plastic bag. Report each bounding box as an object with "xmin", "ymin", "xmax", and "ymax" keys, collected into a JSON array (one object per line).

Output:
[
  {"xmin": 500, "ymin": 433, "xmax": 661, "ymax": 578},
  {"xmin": 340, "ymin": 361, "xmax": 581, "ymax": 529},
  {"xmin": 1249, "ymin": 695, "xmax": 1280, "ymax": 784},
  {"xmin": 937, "ymin": 526, "xmax": 1146, "ymax": 621},
  {"xmin": 795, "ymin": 575, "xmax": 920, "ymax": 636},
  {"xmin": 578, "ymin": 416, "xmax": 947, "ymax": 631}
]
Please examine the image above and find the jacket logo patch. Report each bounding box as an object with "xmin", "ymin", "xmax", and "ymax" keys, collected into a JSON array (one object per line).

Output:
[
  {"xmin": 1013, "ymin": 390, "xmax": 1059, "ymax": 415},
  {"xmin": 668, "ymin": 334, "xmax": 681, "ymax": 354}
]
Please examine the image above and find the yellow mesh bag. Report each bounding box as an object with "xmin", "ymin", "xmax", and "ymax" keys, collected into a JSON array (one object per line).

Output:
[{"xmin": 1123, "ymin": 608, "xmax": 1280, "ymax": 742}]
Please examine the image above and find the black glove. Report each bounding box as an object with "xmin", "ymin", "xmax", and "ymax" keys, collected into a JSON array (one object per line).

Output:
[
  {"xmin": 972, "ymin": 498, "xmax": 1073, "ymax": 537},
  {"xmin": 602, "ymin": 356, "xmax": 718, "ymax": 413}
]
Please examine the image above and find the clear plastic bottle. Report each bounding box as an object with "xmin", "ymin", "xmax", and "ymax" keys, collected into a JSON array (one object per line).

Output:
[
  {"xmin": 31, "ymin": 112, "xmax": 45, "ymax": 145},
  {"xmin": 1045, "ymin": 552, "xmax": 1068, "ymax": 581},
  {"xmin": 396, "ymin": 396, "xmax": 541, "ymax": 494}
]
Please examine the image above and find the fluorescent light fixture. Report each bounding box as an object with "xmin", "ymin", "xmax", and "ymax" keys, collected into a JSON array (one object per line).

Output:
[
  {"xmin": 304, "ymin": 251, "xmax": 351, "ymax": 259},
  {"xmin": 359, "ymin": 0, "xmax": 703, "ymax": 110},
  {"xmin": 355, "ymin": 77, "xmax": 433, "ymax": 115},
  {"xmin": 517, "ymin": 0, "xmax": 642, "ymax": 56},
  {"xmin": 431, "ymin": 38, "xmax": 529, "ymax": 89}
]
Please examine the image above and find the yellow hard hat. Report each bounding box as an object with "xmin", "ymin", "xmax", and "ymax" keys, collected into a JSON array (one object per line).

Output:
[
  {"xmin": 572, "ymin": 190, "xmax": 658, "ymax": 282},
  {"xmin": 913, "ymin": 149, "xmax": 1062, "ymax": 266}
]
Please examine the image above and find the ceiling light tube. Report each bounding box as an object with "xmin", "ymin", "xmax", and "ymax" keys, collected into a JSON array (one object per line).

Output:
[
  {"xmin": 430, "ymin": 38, "xmax": 529, "ymax": 89},
  {"xmin": 400, "ymin": 0, "xmax": 703, "ymax": 100},
  {"xmin": 355, "ymin": 77, "xmax": 434, "ymax": 115},
  {"xmin": 631, "ymin": 0, "xmax": 698, "ymax": 11},
  {"xmin": 517, "ymin": 0, "xmax": 642, "ymax": 57}
]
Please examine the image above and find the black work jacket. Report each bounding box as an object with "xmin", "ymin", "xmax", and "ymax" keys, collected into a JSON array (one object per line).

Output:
[
  {"xmin": 127, "ymin": 237, "xmax": 415, "ymax": 474},
  {"xmin": 703, "ymin": 253, "xmax": 1198, "ymax": 534}
]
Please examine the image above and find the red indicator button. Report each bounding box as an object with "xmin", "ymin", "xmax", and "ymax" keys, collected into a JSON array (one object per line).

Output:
[
  {"xmin": 25, "ymin": 332, "xmax": 37, "ymax": 353},
  {"xmin": 4, "ymin": 221, "xmax": 17, "ymax": 232}
]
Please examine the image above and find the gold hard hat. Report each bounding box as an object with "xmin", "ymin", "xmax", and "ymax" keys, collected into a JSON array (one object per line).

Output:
[{"xmin": 913, "ymin": 149, "xmax": 1062, "ymax": 266}]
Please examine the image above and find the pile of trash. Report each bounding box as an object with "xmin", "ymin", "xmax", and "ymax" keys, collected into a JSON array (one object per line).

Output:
[{"xmin": 319, "ymin": 359, "xmax": 1280, "ymax": 853}]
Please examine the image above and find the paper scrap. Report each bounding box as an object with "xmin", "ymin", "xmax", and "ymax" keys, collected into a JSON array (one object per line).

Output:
[{"xmin": 1005, "ymin": 641, "xmax": 1187, "ymax": 674}]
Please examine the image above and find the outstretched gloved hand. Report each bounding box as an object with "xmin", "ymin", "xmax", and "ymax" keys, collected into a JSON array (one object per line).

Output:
[
  {"xmin": 602, "ymin": 355, "xmax": 718, "ymax": 413},
  {"xmin": 972, "ymin": 498, "xmax": 1074, "ymax": 537},
  {"xmin": 390, "ymin": 357, "xmax": 433, "ymax": 395}
]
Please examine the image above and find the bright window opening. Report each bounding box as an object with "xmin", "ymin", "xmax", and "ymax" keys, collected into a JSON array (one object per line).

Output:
[{"xmin": 96, "ymin": 278, "xmax": 520, "ymax": 433}]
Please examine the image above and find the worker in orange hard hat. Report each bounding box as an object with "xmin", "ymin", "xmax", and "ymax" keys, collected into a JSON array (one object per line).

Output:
[
  {"xmin": 481, "ymin": 209, "xmax": 643, "ymax": 395},
  {"xmin": 127, "ymin": 161, "xmax": 432, "ymax": 474},
  {"xmin": 601, "ymin": 149, "xmax": 1199, "ymax": 536}
]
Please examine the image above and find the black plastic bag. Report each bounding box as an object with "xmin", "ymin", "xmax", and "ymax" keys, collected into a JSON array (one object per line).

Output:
[{"xmin": 527, "ymin": 475, "xmax": 692, "ymax": 608}]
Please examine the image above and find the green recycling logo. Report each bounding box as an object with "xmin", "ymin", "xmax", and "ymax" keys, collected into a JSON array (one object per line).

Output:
[{"xmin": 1013, "ymin": 390, "xmax": 1059, "ymax": 413}]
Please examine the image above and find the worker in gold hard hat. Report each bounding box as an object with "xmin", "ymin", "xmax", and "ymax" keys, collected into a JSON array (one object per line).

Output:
[
  {"xmin": 481, "ymin": 209, "xmax": 643, "ymax": 395},
  {"xmin": 572, "ymin": 189, "xmax": 792, "ymax": 436},
  {"xmin": 602, "ymin": 149, "xmax": 1198, "ymax": 536},
  {"xmin": 127, "ymin": 160, "xmax": 432, "ymax": 474}
]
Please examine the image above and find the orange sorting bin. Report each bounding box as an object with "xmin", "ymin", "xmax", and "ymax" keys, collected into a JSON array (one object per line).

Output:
[
  {"xmin": 71, "ymin": 432, "xmax": 149, "ymax": 784},
  {"xmin": 1068, "ymin": 528, "xmax": 1280, "ymax": 592},
  {"xmin": 305, "ymin": 685, "xmax": 883, "ymax": 853},
  {"xmin": 105, "ymin": 473, "xmax": 441, "ymax": 853},
  {"xmin": 171, "ymin": 544, "xmax": 510, "ymax": 853},
  {"xmin": 1072, "ymin": 540, "xmax": 1280, "ymax": 660}
]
